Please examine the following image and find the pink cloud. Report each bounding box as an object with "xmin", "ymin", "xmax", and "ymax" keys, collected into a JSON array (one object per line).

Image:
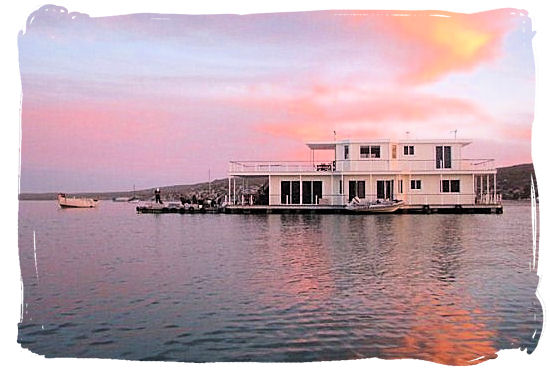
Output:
[
  {"xmin": 336, "ymin": 9, "xmax": 519, "ymax": 84},
  {"xmin": 227, "ymin": 84, "xmax": 494, "ymax": 142}
]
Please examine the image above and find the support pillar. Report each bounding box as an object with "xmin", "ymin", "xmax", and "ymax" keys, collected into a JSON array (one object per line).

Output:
[
  {"xmin": 487, "ymin": 174, "xmax": 491, "ymax": 203},
  {"xmin": 472, "ymin": 174, "xmax": 475, "ymax": 204},
  {"xmin": 480, "ymin": 175, "xmax": 484, "ymax": 203},
  {"xmin": 330, "ymin": 174, "xmax": 334, "ymax": 205},
  {"xmin": 493, "ymin": 173, "xmax": 497, "ymax": 204},
  {"xmin": 370, "ymin": 174, "xmax": 373, "ymax": 201},
  {"xmin": 341, "ymin": 173, "xmax": 344, "ymax": 205},
  {"xmin": 299, "ymin": 174, "xmax": 302, "ymax": 205}
]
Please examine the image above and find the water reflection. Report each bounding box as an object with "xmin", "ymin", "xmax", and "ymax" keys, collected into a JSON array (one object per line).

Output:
[
  {"xmin": 267, "ymin": 214, "xmax": 336, "ymax": 302},
  {"xmin": 386, "ymin": 294, "xmax": 497, "ymax": 365},
  {"xmin": 18, "ymin": 202, "xmax": 541, "ymax": 363}
]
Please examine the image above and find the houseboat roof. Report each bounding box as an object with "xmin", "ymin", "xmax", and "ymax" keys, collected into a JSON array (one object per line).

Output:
[{"xmin": 306, "ymin": 139, "xmax": 473, "ymax": 150}]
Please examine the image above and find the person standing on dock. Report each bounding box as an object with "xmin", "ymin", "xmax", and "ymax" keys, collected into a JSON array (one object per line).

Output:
[{"xmin": 154, "ymin": 188, "xmax": 163, "ymax": 204}]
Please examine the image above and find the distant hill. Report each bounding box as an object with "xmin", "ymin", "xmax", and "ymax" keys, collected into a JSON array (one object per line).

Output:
[
  {"xmin": 19, "ymin": 177, "xmax": 268, "ymax": 202},
  {"xmin": 19, "ymin": 163, "xmax": 537, "ymax": 201},
  {"xmin": 497, "ymin": 163, "xmax": 537, "ymax": 200}
]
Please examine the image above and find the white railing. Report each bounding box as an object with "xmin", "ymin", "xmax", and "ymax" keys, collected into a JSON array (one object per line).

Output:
[
  {"xmin": 229, "ymin": 161, "xmax": 321, "ymax": 173},
  {"xmin": 476, "ymin": 193, "xmax": 503, "ymax": 205},
  {"xmin": 229, "ymin": 159, "xmax": 495, "ymax": 173}
]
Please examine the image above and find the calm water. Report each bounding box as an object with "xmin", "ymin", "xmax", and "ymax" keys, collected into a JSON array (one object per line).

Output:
[{"xmin": 18, "ymin": 201, "xmax": 541, "ymax": 364}]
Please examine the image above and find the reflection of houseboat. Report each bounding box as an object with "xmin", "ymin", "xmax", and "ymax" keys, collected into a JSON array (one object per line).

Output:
[{"xmin": 227, "ymin": 139, "xmax": 503, "ymax": 213}]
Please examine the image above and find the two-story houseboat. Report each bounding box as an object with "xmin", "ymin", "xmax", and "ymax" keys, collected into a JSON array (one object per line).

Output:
[{"xmin": 227, "ymin": 139, "xmax": 502, "ymax": 213}]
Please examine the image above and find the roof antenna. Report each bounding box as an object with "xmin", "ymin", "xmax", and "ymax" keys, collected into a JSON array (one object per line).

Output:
[
  {"xmin": 405, "ymin": 131, "xmax": 410, "ymax": 139},
  {"xmin": 450, "ymin": 129, "xmax": 457, "ymax": 139},
  {"xmin": 333, "ymin": 130, "xmax": 336, "ymax": 141}
]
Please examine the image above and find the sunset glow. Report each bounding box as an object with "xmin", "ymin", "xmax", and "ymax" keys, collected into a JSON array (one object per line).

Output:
[{"xmin": 18, "ymin": 6, "xmax": 534, "ymax": 192}]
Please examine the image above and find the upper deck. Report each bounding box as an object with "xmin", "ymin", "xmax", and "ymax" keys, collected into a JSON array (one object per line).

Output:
[
  {"xmin": 229, "ymin": 158, "xmax": 495, "ymax": 174},
  {"xmin": 228, "ymin": 138, "xmax": 496, "ymax": 175}
]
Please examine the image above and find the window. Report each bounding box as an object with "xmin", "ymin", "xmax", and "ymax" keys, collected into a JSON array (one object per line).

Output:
[
  {"xmin": 344, "ymin": 145, "xmax": 349, "ymax": 160},
  {"xmin": 281, "ymin": 181, "xmax": 301, "ymax": 204},
  {"xmin": 451, "ymin": 180, "xmax": 460, "ymax": 193},
  {"xmin": 302, "ymin": 181, "xmax": 312, "ymax": 204},
  {"xmin": 377, "ymin": 180, "xmax": 394, "ymax": 200},
  {"xmin": 281, "ymin": 181, "xmax": 290, "ymax": 204},
  {"xmin": 291, "ymin": 181, "xmax": 300, "ymax": 204},
  {"xmin": 441, "ymin": 180, "xmax": 460, "ymax": 193},
  {"xmin": 392, "ymin": 145, "xmax": 397, "ymax": 159},
  {"xmin": 302, "ymin": 181, "xmax": 323, "ymax": 204},
  {"xmin": 339, "ymin": 180, "xmax": 343, "ymax": 194},
  {"xmin": 360, "ymin": 145, "xmax": 381, "ymax": 158},
  {"xmin": 349, "ymin": 180, "xmax": 366, "ymax": 201},
  {"xmin": 404, "ymin": 145, "xmax": 415, "ymax": 155},
  {"xmin": 436, "ymin": 146, "xmax": 452, "ymax": 168},
  {"xmin": 299, "ymin": 181, "xmax": 324, "ymax": 204},
  {"xmin": 410, "ymin": 180, "xmax": 421, "ymax": 190},
  {"xmin": 313, "ymin": 181, "xmax": 323, "ymax": 203},
  {"xmin": 360, "ymin": 146, "xmax": 369, "ymax": 158},
  {"xmin": 398, "ymin": 180, "xmax": 403, "ymax": 194}
]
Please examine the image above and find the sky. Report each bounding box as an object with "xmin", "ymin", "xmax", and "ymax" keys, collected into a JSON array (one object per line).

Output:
[{"xmin": 18, "ymin": 5, "xmax": 535, "ymax": 192}]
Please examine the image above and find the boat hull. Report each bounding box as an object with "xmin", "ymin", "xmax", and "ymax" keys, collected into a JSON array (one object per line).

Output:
[
  {"xmin": 58, "ymin": 194, "xmax": 98, "ymax": 208},
  {"xmin": 345, "ymin": 200, "xmax": 404, "ymax": 214}
]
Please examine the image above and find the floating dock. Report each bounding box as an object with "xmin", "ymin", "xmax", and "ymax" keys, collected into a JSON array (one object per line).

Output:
[
  {"xmin": 224, "ymin": 204, "xmax": 503, "ymax": 214},
  {"xmin": 137, "ymin": 203, "xmax": 503, "ymax": 214}
]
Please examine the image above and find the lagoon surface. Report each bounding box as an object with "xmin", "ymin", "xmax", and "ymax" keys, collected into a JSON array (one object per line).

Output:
[{"xmin": 18, "ymin": 200, "xmax": 541, "ymax": 364}]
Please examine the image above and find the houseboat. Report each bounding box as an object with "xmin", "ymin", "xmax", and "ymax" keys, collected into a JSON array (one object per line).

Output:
[{"xmin": 227, "ymin": 138, "xmax": 502, "ymax": 214}]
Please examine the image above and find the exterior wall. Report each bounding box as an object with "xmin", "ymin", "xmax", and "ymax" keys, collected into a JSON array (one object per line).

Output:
[
  {"xmin": 335, "ymin": 141, "xmax": 465, "ymax": 172},
  {"xmin": 402, "ymin": 173, "xmax": 474, "ymax": 205},
  {"xmin": 342, "ymin": 174, "xmax": 398, "ymax": 203},
  {"xmin": 267, "ymin": 173, "xmax": 475, "ymax": 206},
  {"xmin": 268, "ymin": 175, "xmax": 336, "ymax": 205},
  {"xmin": 398, "ymin": 142, "xmax": 463, "ymax": 171},
  {"xmin": 336, "ymin": 142, "xmax": 390, "ymax": 172}
]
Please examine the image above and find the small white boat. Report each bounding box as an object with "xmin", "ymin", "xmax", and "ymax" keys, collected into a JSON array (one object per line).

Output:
[
  {"xmin": 112, "ymin": 197, "xmax": 131, "ymax": 202},
  {"xmin": 346, "ymin": 198, "xmax": 404, "ymax": 213},
  {"xmin": 57, "ymin": 193, "xmax": 98, "ymax": 208}
]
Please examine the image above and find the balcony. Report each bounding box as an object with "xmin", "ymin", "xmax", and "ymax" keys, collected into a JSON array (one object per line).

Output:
[{"xmin": 229, "ymin": 159, "xmax": 495, "ymax": 174}]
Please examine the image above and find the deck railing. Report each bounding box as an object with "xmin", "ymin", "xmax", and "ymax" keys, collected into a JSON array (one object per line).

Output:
[{"xmin": 229, "ymin": 159, "xmax": 495, "ymax": 173}]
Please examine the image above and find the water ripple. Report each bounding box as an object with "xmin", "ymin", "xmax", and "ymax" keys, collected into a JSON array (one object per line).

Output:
[{"xmin": 17, "ymin": 201, "xmax": 542, "ymax": 363}]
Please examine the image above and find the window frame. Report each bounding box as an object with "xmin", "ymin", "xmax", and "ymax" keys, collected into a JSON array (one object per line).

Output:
[
  {"xmin": 440, "ymin": 179, "xmax": 460, "ymax": 193},
  {"xmin": 410, "ymin": 179, "xmax": 422, "ymax": 190},
  {"xmin": 360, "ymin": 146, "xmax": 370, "ymax": 159},
  {"xmin": 360, "ymin": 145, "xmax": 381, "ymax": 159},
  {"xmin": 436, "ymin": 145, "xmax": 452, "ymax": 169},
  {"xmin": 403, "ymin": 145, "xmax": 415, "ymax": 156},
  {"xmin": 370, "ymin": 145, "xmax": 381, "ymax": 158}
]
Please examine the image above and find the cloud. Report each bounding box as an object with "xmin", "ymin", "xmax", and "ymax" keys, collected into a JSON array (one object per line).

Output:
[
  {"xmin": 335, "ymin": 9, "xmax": 520, "ymax": 84},
  {"xmin": 240, "ymin": 84, "xmax": 493, "ymax": 141}
]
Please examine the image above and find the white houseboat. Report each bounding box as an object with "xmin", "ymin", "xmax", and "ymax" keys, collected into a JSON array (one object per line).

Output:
[{"xmin": 227, "ymin": 139, "xmax": 502, "ymax": 213}]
